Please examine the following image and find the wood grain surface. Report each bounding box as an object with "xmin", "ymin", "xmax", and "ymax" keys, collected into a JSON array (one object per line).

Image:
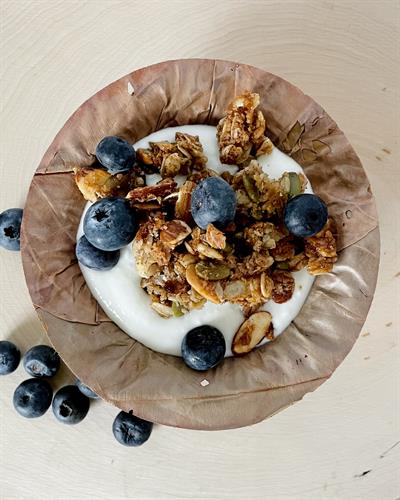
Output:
[{"xmin": 0, "ymin": 1, "xmax": 399, "ymax": 499}]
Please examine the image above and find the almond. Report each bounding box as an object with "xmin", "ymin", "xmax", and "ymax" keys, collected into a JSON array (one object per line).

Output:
[
  {"xmin": 186, "ymin": 265, "xmax": 222, "ymax": 304},
  {"xmin": 232, "ymin": 311, "xmax": 273, "ymax": 355}
]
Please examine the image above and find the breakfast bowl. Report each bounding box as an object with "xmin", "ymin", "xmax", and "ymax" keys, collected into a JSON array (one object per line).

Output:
[{"xmin": 20, "ymin": 59, "xmax": 379, "ymax": 430}]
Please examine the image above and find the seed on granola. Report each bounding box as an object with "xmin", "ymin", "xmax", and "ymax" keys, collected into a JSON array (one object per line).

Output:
[
  {"xmin": 276, "ymin": 262, "xmax": 290, "ymax": 270},
  {"xmin": 171, "ymin": 302, "xmax": 184, "ymax": 317},
  {"xmin": 186, "ymin": 265, "xmax": 223, "ymax": 304},
  {"xmin": 232, "ymin": 311, "xmax": 273, "ymax": 355},
  {"xmin": 289, "ymin": 172, "xmax": 302, "ymax": 197},
  {"xmin": 260, "ymin": 272, "xmax": 274, "ymax": 299},
  {"xmin": 196, "ymin": 243, "xmax": 224, "ymax": 260},
  {"xmin": 243, "ymin": 174, "xmax": 260, "ymax": 202},
  {"xmin": 195, "ymin": 261, "xmax": 231, "ymax": 281}
]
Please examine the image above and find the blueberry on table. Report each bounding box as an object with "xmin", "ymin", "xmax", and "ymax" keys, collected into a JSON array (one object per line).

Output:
[
  {"xmin": 284, "ymin": 193, "xmax": 328, "ymax": 238},
  {"xmin": 76, "ymin": 379, "xmax": 99, "ymax": 399},
  {"xmin": 0, "ymin": 208, "xmax": 23, "ymax": 251},
  {"xmin": 0, "ymin": 340, "xmax": 21, "ymax": 375},
  {"xmin": 23, "ymin": 345, "xmax": 60, "ymax": 378},
  {"xmin": 112, "ymin": 411, "xmax": 153, "ymax": 447},
  {"xmin": 181, "ymin": 325, "xmax": 226, "ymax": 371},
  {"xmin": 76, "ymin": 235, "xmax": 120, "ymax": 271},
  {"xmin": 191, "ymin": 177, "xmax": 237, "ymax": 230},
  {"xmin": 83, "ymin": 197, "xmax": 138, "ymax": 251},
  {"xmin": 96, "ymin": 136, "xmax": 136, "ymax": 174},
  {"xmin": 13, "ymin": 378, "xmax": 52, "ymax": 418},
  {"xmin": 52, "ymin": 385, "xmax": 90, "ymax": 425}
]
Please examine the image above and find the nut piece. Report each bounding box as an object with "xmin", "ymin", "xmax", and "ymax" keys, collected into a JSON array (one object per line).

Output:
[
  {"xmin": 186, "ymin": 265, "xmax": 222, "ymax": 304},
  {"xmin": 126, "ymin": 178, "xmax": 177, "ymax": 203},
  {"xmin": 205, "ymin": 223, "xmax": 226, "ymax": 250},
  {"xmin": 160, "ymin": 220, "xmax": 191, "ymax": 248},
  {"xmin": 195, "ymin": 261, "xmax": 231, "ymax": 281},
  {"xmin": 151, "ymin": 302, "xmax": 173, "ymax": 318},
  {"xmin": 175, "ymin": 180, "xmax": 196, "ymax": 223},
  {"xmin": 271, "ymin": 271, "xmax": 295, "ymax": 304},
  {"xmin": 195, "ymin": 242, "xmax": 224, "ymax": 261},
  {"xmin": 260, "ymin": 273, "xmax": 274, "ymax": 299},
  {"xmin": 232, "ymin": 311, "xmax": 273, "ymax": 355}
]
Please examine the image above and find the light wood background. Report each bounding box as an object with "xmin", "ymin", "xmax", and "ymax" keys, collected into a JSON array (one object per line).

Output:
[{"xmin": 0, "ymin": 1, "xmax": 399, "ymax": 499}]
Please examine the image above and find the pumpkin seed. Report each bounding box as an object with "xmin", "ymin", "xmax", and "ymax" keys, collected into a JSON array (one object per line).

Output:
[
  {"xmin": 289, "ymin": 172, "xmax": 302, "ymax": 197},
  {"xmin": 243, "ymin": 174, "xmax": 260, "ymax": 202},
  {"xmin": 195, "ymin": 261, "xmax": 231, "ymax": 281},
  {"xmin": 171, "ymin": 302, "xmax": 184, "ymax": 317},
  {"xmin": 276, "ymin": 262, "xmax": 289, "ymax": 270}
]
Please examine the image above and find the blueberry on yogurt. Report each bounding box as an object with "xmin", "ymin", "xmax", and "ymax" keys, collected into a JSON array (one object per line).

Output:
[
  {"xmin": 191, "ymin": 177, "xmax": 236, "ymax": 230},
  {"xmin": 181, "ymin": 325, "xmax": 226, "ymax": 371},
  {"xmin": 76, "ymin": 235, "xmax": 120, "ymax": 270},
  {"xmin": 83, "ymin": 197, "xmax": 138, "ymax": 251},
  {"xmin": 96, "ymin": 136, "xmax": 136, "ymax": 174}
]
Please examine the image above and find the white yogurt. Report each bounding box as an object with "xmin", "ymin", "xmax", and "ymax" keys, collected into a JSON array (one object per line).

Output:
[{"xmin": 77, "ymin": 125, "xmax": 314, "ymax": 357}]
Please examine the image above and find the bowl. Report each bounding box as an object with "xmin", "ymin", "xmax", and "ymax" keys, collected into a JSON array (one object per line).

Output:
[{"xmin": 21, "ymin": 59, "xmax": 379, "ymax": 430}]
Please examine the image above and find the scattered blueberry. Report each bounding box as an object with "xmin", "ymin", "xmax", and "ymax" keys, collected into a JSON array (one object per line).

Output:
[
  {"xmin": 52, "ymin": 385, "xmax": 90, "ymax": 425},
  {"xmin": 112, "ymin": 411, "xmax": 153, "ymax": 447},
  {"xmin": 23, "ymin": 345, "xmax": 60, "ymax": 378},
  {"xmin": 76, "ymin": 379, "xmax": 99, "ymax": 399},
  {"xmin": 83, "ymin": 197, "xmax": 138, "ymax": 251},
  {"xmin": 191, "ymin": 177, "xmax": 236, "ymax": 230},
  {"xmin": 284, "ymin": 193, "xmax": 328, "ymax": 238},
  {"xmin": 96, "ymin": 136, "xmax": 136, "ymax": 174},
  {"xmin": 76, "ymin": 235, "xmax": 120, "ymax": 271},
  {"xmin": 0, "ymin": 208, "xmax": 23, "ymax": 251},
  {"xmin": 0, "ymin": 340, "xmax": 21, "ymax": 375},
  {"xmin": 13, "ymin": 378, "xmax": 52, "ymax": 418},
  {"xmin": 181, "ymin": 325, "xmax": 226, "ymax": 371}
]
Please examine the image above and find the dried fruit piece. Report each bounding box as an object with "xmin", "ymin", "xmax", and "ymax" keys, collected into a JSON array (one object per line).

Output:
[
  {"xmin": 271, "ymin": 271, "xmax": 295, "ymax": 303},
  {"xmin": 232, "ymin": 311, "xmax": 273, "ymax": 355},
  {"xmin": 195, "ymin": 261, "xmax": 231, "ymax": 281},
  {"xmin": 186, "ymin": 265, "xmax": 222, "ymax": 304}
]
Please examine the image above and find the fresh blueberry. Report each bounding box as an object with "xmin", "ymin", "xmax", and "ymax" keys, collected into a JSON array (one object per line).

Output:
[
  {"xmin": 191, "ymin": 177, "xmax": 236, "ymax": 230},
  {"xmin": 52, "ymin": 385, "xmax": 90, "ymax": 425},
  {"xmin": 76, "ymin": 379, "xmax": 99, "ymax": 399},
  {"xmin": 83, "ymin": 197, "xmax": 138, "ymax": 251},
  {"xmin": 23, "ymin": 345, "xmax": 60, "ymax": 378},
  {"xmin": 76, "ymin": 235, "xmax": 120, "ymax": 271},
  {"xmin": 181, "ymin": 325, "xmax": 226, "ymax": 371},
  {"xmin": 0, "ymin": 340, "xmax": 21, "ymax": 375},
  {"xmin": 112, "ymin": 411, "xmax": 153, "ymax": 447},
  {"xmin": 96, "ymin": 136, "xmax": 136, "ymax": 174},
  {"xmin": 284, "ymin": 193, "xmax": 328, "ymax": 238},
  {"xmin": 13, "ymin": 378, "xmax": 52, "ymax": 418},
  {"xmin": 0, "ymin": 208, "xmax": 23, "ymax": 251}
]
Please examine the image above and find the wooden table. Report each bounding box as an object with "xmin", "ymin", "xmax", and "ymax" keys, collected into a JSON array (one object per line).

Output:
[{"xmin": 1, "ymin": 1, "xmax": 399, "ymax": 498}]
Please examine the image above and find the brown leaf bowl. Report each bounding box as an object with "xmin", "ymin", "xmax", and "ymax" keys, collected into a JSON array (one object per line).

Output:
[{"xmin": 20, "ymin": 59, "xmax": 379, "ymax": 430}]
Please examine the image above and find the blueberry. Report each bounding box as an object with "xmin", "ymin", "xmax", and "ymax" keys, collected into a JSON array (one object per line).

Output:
[
  {"xmin": 284, "ymin": 194, "xmax": 328, "ymax": 238},
  {"xmin": 191, "ymin": 177, "xmax": 236, "ymax": 230},
  {"xmin": 0, "ymin": 208, "xmax": 23, "ymax": 251},
  {"xmin": 23, "ymin": 345, "xmax": 60, "ymax": 378},
  {"xmin": 112, "ymin": 411, "xmax": 153, "ymax": 447},
  {"xmin": 0, "ymin": 340, "xmax": 21, "ymax": 375},
  {"xmin": 76, "ymin": 235, "xmax": 119, "ymax": 271},
  {"xmin": 181, "ymin": 325, "xmax": 226, "ymax": 371},
  {"xmin": 76, "ymin": 379, "xmax": 99, "ymax": 399},
  {"xmin": 96, "ymin": 136, "xmax": 136, "ymax": 174},
  {"xmin": 13, "ymin": 378, "xmax": 52, "ymax": 418},
  {"xmin": 52, "ymin": 385, "xmax": 90, "ymax": 425},
  {"xmin": 83, "ymin": 197, "xmax": 138, "ymax": 251}
]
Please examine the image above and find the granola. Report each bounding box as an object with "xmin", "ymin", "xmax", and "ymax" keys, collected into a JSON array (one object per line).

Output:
[{"xmin": 217, "ymin": 92, "xmax": 274, "ymax": 165}]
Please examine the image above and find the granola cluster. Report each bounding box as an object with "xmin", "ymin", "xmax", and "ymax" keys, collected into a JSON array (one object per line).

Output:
[{"xmin": 74, "ymin": 91, "xmax": 338, "ymax": 323}]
